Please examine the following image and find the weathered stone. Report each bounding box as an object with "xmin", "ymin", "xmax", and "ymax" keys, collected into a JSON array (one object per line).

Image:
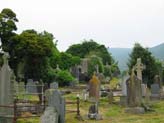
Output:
[
  {"xmin": 125, "ymin": 107, "xmax": 145, "ymax": 114},
  {"xmin": 88, "ymin": 102, "xmax": 102, "ymax": 120},
  {"xmin": 41, "ymin": 107, "xmax": 58, "ymax": 123},
  {"xmin": 88, "ymin": 74, "xmax": 100, "ymax": 102},
  {"xmin": 108, "ymin": 91, "xmax": 114, "ymax": 104},
  {"xmin": 0, "ymin": 52, "xmax": 14, "ymax": 123},
  {"xmin": 134, "ymin": 58, "xmax": 145, "ymax": 82},
  {"xmin": 126, "ymin": 67, "xmax": 142, "ymax": 107},
  {"xmin": 26, "ymin": 79, "xmax": 37, "ymax": 94},
  {"xmin": 46, "ymin": 90, "xmax": 65, "ymax": 123},
  {"xmin": 50, "ymin": 82, "xmax": 58, "ymax": 89}
]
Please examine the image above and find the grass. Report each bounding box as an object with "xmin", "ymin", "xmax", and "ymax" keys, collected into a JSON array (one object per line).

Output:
[{"xmin": 16, "ymin": 84, "xmax": 164, "ymax": 123}]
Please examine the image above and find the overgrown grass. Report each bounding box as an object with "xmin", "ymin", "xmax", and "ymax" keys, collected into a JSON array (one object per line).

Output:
[{"xmin": 16, "ymin": 85, "xmax": 164, "ymax": 123}]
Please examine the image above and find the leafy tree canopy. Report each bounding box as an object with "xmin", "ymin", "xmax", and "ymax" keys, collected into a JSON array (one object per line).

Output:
[
  {"xmin": 127, "ymin": 43, "xmax": 159, "ymax": 86},
  {"xmin": 66, "ymin": 39, "xmax": 114, "ymax": 65},
  {"xmin": 0, "ymin": 8, "xmax": 18, "ymax": 51}
]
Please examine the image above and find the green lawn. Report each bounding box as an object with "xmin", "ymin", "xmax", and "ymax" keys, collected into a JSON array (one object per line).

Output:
[{"xmin": 16, "ymin": 85, "xmax": 164, "ymax": 123}]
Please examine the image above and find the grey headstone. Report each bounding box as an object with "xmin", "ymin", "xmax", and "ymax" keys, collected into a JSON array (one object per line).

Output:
[
  {"xmin": 121, "ymin": 75, "xmax": 129, "ymax": 96},
  {"xmin": 46, "ymin": 90, "xmax": 65, "ymax": 123},
  {"xmin": 41, "ymin": 107, "xmax": 58, "ymax": 123},
  {"xmin": 0, "ymin": 52, "xmax": 13, "ymax": 123},
  {"xmin": 26, "ymin": 79, "xmax": 37, "ymax": 94},
  {"xmin": 50, "ymin": 82, "xmax": 58, "ymax": 89},
  {"xmin": 151, "ymin": 84, "xmax": 160, "ymax": 95}
]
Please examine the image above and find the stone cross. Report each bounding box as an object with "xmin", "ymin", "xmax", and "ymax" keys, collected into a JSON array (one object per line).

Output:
[
  {"xmin": 127, "ymin": 66, "xmax": 142, "ymax": 107},
  {"xmin": 134, "ymin": 58, "xmax": 145, "ymax": 82}
]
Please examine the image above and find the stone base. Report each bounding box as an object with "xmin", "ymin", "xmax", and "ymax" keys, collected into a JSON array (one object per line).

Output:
[
  {"xmin": 87, "ymin": 113, "xmax": 103, "ymax": 120},
  {"xmin": 125, "ymin": 107, "xmax": 145, "ymax": 114}
]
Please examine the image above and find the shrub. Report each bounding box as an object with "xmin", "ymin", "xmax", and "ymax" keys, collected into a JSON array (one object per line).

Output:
[{"xmin": 55, "ymin": 70, "xmax": 75, "ymax": 86}]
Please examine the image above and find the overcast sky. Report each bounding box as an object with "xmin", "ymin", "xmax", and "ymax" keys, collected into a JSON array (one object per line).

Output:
[{"xmin": 1, "ymin": 0, "xmax": 164, "ymax": 51}]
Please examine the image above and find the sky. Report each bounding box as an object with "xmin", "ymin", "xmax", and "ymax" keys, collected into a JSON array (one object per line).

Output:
[{"xmin": 1, "ymin": 0, "xmax": 164, "ymax": 51}]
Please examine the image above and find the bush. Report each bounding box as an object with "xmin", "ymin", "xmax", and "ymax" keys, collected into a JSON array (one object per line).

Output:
[{"xmin": 55, "ymin": 70, "xmax": 75, "ymax": 86}]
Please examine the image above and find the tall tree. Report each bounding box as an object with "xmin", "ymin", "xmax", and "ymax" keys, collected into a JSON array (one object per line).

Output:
[
  {"xmin": 127, "ymin": 43, "xmax": 158, "ymax": 86},
  {"xmin": 0, "ymin": 8, "xmax": 18, "ymax": 51}
]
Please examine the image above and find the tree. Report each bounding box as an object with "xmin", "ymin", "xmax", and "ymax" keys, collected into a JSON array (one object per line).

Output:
[
  {"xmin": 88, "ymin": 55, "xmax": 104, "ymax": 77},
  {"xmin": 66, "ymin": 39, "xmax": 114, "ymax": 64},
  {"xmin": 0, "ymin": 8, "xmax": 18, "ymax": 51},
  {"xmin": 127, "ymin": 43, "xmax": 158, "ymax": 86},
  {"xmin": 58, "ymin": 52, "xmax": 81, "ymax": 70},
  {"xmin": 10, "ymin": 29, "xmax": 57, "ymax": 82}
]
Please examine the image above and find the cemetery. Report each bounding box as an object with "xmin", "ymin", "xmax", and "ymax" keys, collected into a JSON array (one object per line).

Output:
[{"xmin": 0, "ymin": 6, "xmax": 164, "ymax": 123}]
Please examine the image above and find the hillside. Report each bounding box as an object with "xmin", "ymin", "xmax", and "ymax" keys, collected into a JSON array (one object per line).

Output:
[
  {"xmin": 108, "ymin": 43, "xmax": 164, "ymax": 71},
  {"xmin": 150, "ymin": 43, "xmax": 164, "ymax": 60}
]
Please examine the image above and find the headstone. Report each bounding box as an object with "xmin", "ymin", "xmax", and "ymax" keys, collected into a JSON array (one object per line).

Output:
[
  {"xmin": 154, "ymin": 75, "xmax": 162, "ymax": 88},
  {"xmin": 88, "ymin": 73, "xmax": 100, "ymax": 102},
  {"xmin": 46, "ymin": 90, "xmax": 65, "ymax": 123},
  {"xmin": 50, "ymin": 82, "xmax": 58, "ymax": 89},
  {"xmin": 0, "ymin": 52, "xmax": 13, "ymax": 123},
  {"xmin": 88, "ymin": 73, "xmax": 102, "ymax": 120},
  {"xmin": 121, "ymin": 74, "xmax": 130, "ymax": 96},
  {"xmin": 26, "ymin": 79, "xmax": 37, "ymax": 94},
  {"xmin": 151, "ymin": 84, "xmax": 160, "ymax": 96},
  {"xmin": 108, "ymin": 91, "xmax": 114, "ymax": 104},
  {"xmin": 82, "ymin": 89, "xmax": 89, "ymax": 101},
  {"xmin": 127, "ymin": 67, "xmax": 142, "ymax": 107},
  {"xmin": 40, "ymin": 107, "xmax": 58, "ymax": 123},
  {"xmin": 125, "ymin": 67, "xmax": 145, "ymax": 114}
]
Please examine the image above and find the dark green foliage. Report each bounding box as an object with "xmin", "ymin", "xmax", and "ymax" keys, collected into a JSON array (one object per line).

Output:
[
  {"xmin": 58, "ymin": 52, "xmax": 81, "ymax": 70},
  {"xmin": 104, "ymin": 65, "xmax": 112, "ymax": 77},
  {"xmin": 0, "ymin": 8, "xmax": 18, "ymax": 51},
  {"xmin": 9, "ymin": 29, "xmax": 57, "ymax": 82},
  {"xmin": 55, "ymin": 70, "xmax": 75, "ymax": 86},
  {"xmin": 88, "ymin": 55, "xmax": 104, "ymax": 77},
  {"xmin": 128, "ymin": 43, "xmax": 159, "ymax": 86},
  {"xmin": 66, "ymin": 39, "xmax": 113, "ymax": 64}
]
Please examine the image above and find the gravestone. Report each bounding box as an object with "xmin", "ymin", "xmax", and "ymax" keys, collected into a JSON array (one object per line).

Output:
[
  {"xmin": 120, "ymin": 73, "xmax": 130, "ymax": 106},
  {"xmin": 88, "ymin": 73, "xmax": 100, "ymax": 102},
  {"xmin": 46, "ymin": 90, "xmax": 65, "ymax": 123},
  {"xmin": 125, "ymin": 67, "xmax": 145, "ymax": 114},
  {"xmin": 82, "ymin": 89, "xmax": 89, "ymax": 101},
  {"xmin": 50, "ymin": 82, "xmax": 58, "ymax": 89},
  {"xmin": 121, "ymin": 74, "xmax": 130, "ymax": 96},
  {"xmin": 40, "ymin": 107, "xmax": 58, "ymax": 123},
  {"xmin": 151, "ymin": 83, "xmax": 160, "ymax": 98},
  {"xmin": 154, "ymin": 75, "xmax": 162, "ymax": 88},
  {"xmin": 87, "ymin": 73, "xmax": 102, "ymax": 120},
  {"xmin": 26, "ymin": 79, "xmax": 37, "ymax": 94},
  {"xmin": 108, "ymin": 90, "xmax": 114, "ymax": 104},
  {"xmin": 0, "ymin": 52, "xmax": 14, "ymax": 123}
]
